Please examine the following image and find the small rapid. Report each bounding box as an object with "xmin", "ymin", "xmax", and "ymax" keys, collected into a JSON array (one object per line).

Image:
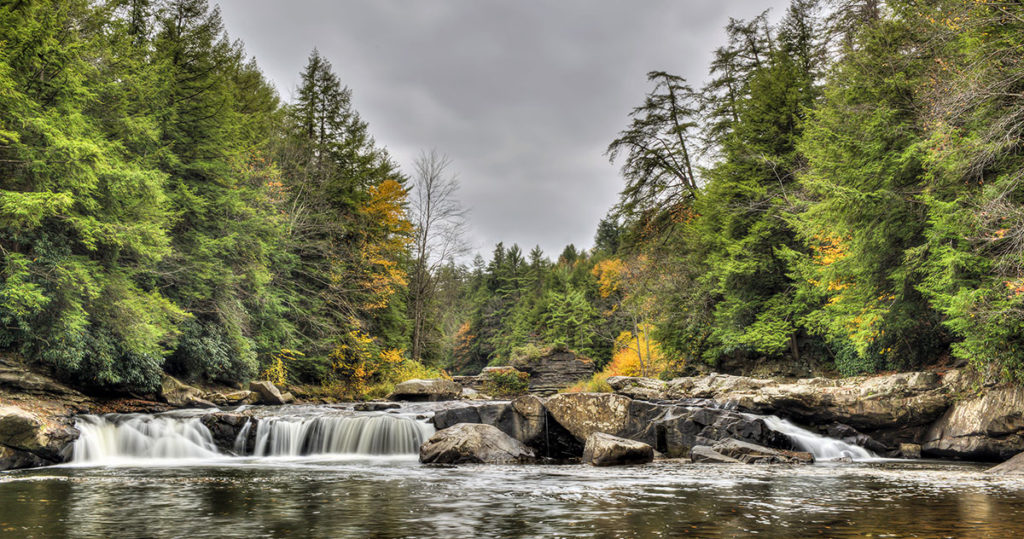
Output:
[
  {"xmin": 71, "ymin": 408, "xmax": 435, "ymax": 464},
  {"xmin": 253, "ymin": 414, "xmax": 434, "ymax": 456},
  {"xmin": 759, "ymin": 415, "xmax": 875, "ymax": 461}
]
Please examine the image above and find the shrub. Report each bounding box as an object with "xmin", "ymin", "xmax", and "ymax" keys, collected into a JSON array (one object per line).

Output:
[
  {"xmin": 483, "ymin": 367, "xmax": 530, "ymax": 397},
  {"xmin": 562, "ymin": 371, "xmax": 613, "ymax": 393}
]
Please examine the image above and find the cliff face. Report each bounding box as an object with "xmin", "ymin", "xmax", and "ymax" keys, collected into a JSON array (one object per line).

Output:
[
  {"xmin": 453, "ymin": 349, "xmax": 595, "ymax": 396},
  {"xmin": 516, "ymin": 350, "xmax": 595, "ymax": 396}
]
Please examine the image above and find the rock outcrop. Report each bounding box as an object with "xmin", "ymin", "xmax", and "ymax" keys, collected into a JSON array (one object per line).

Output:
[
  {"xmin": 432, "ymin": 395, "xmax": 582, "ymax": 459},
  {"xmin": 388, "ymin": 378, "xmax": 462, "ymax": 402},
  {"xmin": 454, "ymin": 349, "xmax": 596, "ymax": 396},
  {"xmin": 609, "ymin": 371, "xmax": 963, "ymax": 453},
  {"xmin": 515, "ymin": 350, "xmax": 595, "ymax": 395},
  {"xmin": 922, "ymin": 383, "xmax": 1024, "ymax": 461},
  {"xmin": 419, "ymin": 423, "xmax": 537, "ymax": 464},
  {"xmin": 544, "ymin": 393, "xmax": 634, "ymax": 441},
  {"xmin": 582, "ymin": 432, "xmax": 654, "ymax": 466},
  {"xmin": 0, "ymin": 405, "xmax": 78, "ymax": 470},
  {"xmin": 435, "ymin": 392, "xmax": 805, "ymax": 462},
  {"xmin": 200, "ymin": 412, "xmax": 253, "ymax": 453}
]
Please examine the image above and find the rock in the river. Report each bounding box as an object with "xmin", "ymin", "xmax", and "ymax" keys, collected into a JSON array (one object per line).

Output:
[
  {"xmin": 987, "ymin": 452, "xmax": 1024, "ymax": 475},
  {"xmin": 922, "ymin": 384, "xmax": 1024, "ymax": 461},
  {"xmin": 0, "ymin": 405, "xmax": 78, "ymax": 470},
  {"xmin": 711, "ymin": 438, "xmax": 813, "ymax": 464},
  {"xmin": 200, "ymin": 412, "xmax": 252, "ymax": 453},
  {"xmin": 690, "ymin": 445, "xmax": 742, "ymax": 464},
  {"xmin": 432, "ymin": 396, "xmax": 582, "ymax": 460},
  {"xmin": 419, "ymin": 423, "xmax": 536, "ymax": 464},
  {"xmin": 544, "ymin": 393, "xmax": 633, "ymax": 441},
  {"xmin": 388, "ymin": 378, "xmax": 462, "ymax": 402},
  {"xmin": 582, "ymin": 432, "xmax": 654, "ymax": 466},
  {"xmin": 249, "ymin": 380, "xmax": 286, "ymax": 405}
]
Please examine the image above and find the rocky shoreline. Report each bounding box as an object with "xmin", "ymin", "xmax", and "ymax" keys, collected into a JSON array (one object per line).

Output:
[{"xmin": 4, "ymin": 353, "xmax": 1024, "ymax": 472}]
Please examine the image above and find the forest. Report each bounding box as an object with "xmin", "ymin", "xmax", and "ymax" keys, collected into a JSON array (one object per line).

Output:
[{"xmin": 2, "ymin": 0, "xmax": 1023, "ymax": 397}]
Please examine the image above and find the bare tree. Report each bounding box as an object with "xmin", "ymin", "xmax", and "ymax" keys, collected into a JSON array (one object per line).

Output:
[{"xmin": 408, "ymin": 150, "xmax": 469, "ymax": 361}]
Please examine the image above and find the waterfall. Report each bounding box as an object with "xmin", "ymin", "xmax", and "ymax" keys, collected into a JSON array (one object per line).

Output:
[
  {"xmin": 72, "ymin": 414, "xmax": 221, "ymax": 463},
  {"xmin": 253, "ymin": 414, "xmax": 434, "ymax": 457},
  {"xmin": 758, "ymin": 415, "xmax": 875, "ymax": 461},
  {"xmin": 233, "ymin": 420, "xmax": 252, "ymax": 454},
  {"xmin": 71, "ymin": 410, "xmax": 434, "ymax": 464}
]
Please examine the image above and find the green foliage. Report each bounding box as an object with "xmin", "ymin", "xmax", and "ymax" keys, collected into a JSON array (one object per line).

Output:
[
  {"xmin": 0, "ymin": 0, "xmax": 411, "ymax": 393},
  {"xmin": 482, "ymin": 368, "xmax": 530, "ymax": 397}
]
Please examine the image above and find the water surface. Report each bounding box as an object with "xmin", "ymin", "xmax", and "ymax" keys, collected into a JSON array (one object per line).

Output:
[{"xmin": 2, "ymin": 458, "xmax": 1022, "ymax": 537}]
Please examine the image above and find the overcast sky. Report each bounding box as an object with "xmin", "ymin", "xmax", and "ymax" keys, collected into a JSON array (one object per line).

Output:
[{"xmin": 215, "ymin": 0, "xmax": 789, "ymax": 260}]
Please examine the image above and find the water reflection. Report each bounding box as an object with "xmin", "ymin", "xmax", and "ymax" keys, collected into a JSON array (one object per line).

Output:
[{"xmin": 1, "ymin": 459, "xmax": 1023, "ymax": 538}]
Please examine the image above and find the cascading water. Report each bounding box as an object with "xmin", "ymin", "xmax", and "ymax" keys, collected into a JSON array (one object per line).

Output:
[
  {"xmin": 72, "ymin": 413, "xmax": 221, "ymax": 463},
  {"xmin": 252, "ymin": 414, "xmax": 434, "ymax": 456},
  {"xmin": 71, "ymin": 409, "xmax": 435, "ymax": 464},
  {"xmin": 759, "ymin": 415, "xmax": 875, "ymax": 461}
]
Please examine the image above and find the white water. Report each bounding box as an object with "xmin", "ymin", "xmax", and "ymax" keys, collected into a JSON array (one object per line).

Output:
[
  {"xmin": 759, "ymin": 415, "xmax": 876, "ymax": 461},
  {"xmin": 72, "ymin": 414, "xmax": 221, "ymax": 463},
  {"xmin": 72, "ymin": 410, "xmax": 434, "ymax": 464},
  {"xmin": 253, "ymin": 414, "xmax": 434, "ymax": 456}
]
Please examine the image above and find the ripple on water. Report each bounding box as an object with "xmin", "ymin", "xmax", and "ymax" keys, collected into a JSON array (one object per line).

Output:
[{"xmin": 2, "ymin": 459, "xmax": 1024, "ymax": 537}]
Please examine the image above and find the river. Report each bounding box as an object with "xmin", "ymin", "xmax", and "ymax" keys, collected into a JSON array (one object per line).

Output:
[{"xmin": 1, "ymin": 405, "xmax": 1023, "ymax": 537}]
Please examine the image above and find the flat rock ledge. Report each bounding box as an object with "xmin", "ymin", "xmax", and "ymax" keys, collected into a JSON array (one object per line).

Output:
[{"xmin": 388, "ymin": 378, "xmax": 462, "ymax": 402}]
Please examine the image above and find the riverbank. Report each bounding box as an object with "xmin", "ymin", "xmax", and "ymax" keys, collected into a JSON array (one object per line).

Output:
[{"xmin": 4, "ymin": 351, "xmax": 1024, "ymax": 471}]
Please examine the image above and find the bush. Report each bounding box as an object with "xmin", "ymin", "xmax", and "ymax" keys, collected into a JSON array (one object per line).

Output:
[
  {"xmin": 167, "ymin": 319, "xmax": 257, "ymax": 384},
  {"xmin": 507, "ymin": 343, "xmax": 548, "ymax": 367},
  {"xmin": 562, "ymin": 371, "xmax": 613, "ymax": 393},
  {"xmin": 483, "ymin": 367, "xmax": 530, "ymax": 397}
]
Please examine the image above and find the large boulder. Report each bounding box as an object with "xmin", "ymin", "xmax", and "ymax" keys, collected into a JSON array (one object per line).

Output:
[
  {"xmin": 544, "ymin": 393, "xmax": 634, "ymax": 441},
  {"xmin": 419, "ymin": 423, "xmax": 536, "ymax": 464},
  {"xmin": 0, "ymin": 406, "xmax": 48, "ymax": 452},
  {"xmin": 432, "ymin": 396, "xmax": 582, "ymax": 459},
  {"xmin": 249, "ymin": 380, "xmax": 286, "ymax": 405},
  {"xmin": 922, "ymin": 384, "xmax": 1024, "ymax": 460},
  {"xmin": 582, "ymin": 432, "xmax": 654, "ymax": 466},
  {"xmin": 0, "ymin": 405, "xmax": 78, "ymax": 470},
  {"xmin": 388, "ymin": 378, "xmax": 461, "ymax": 402}
]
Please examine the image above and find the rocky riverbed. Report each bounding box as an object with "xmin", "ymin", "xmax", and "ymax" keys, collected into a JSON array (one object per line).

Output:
[{"xmin": 4, "ymin": 350, "xmax": 1024, "ymax": 471}]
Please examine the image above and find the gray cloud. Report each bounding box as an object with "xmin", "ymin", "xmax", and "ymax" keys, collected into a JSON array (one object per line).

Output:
[{"xmin": 215, "ymin": 0, "xmax": 790, "ymax": 259}]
